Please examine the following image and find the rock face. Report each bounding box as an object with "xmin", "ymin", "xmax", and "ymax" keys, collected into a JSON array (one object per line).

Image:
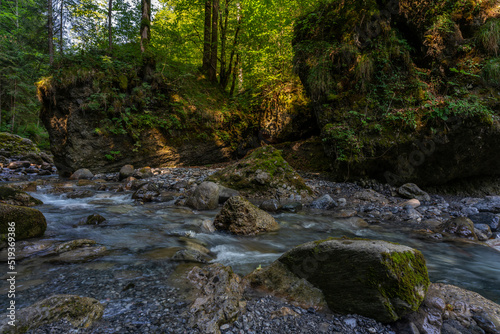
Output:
[
  {"xmin": 395, "ymin": 283, "xmax": 500, "ymax": 334},
  {"xmin": 214, "ymin": 196, "xmax": 280, "ymax": 235},
  {"xmin": 187, "ymin": 264, "xmax": 245, "ymax": 334},
  {"xmin": 208, "ymin": 146, "xmax": 312, "ymax": 197},
  {"xmin": 293, "ymin": 0, "xmax": 500, "ymax": 186},
  {"xmin": 0, "ymin": 294, "xmax": 104, "ymax": 333},
  {"xmin": 37, "ymin": 82, "xmax": 232, "ymax": 176},
  {"xmin": 186, "ymin": 182, "xmax": 220, "ymax": 210},
  {"xmin": 275, "ymin": 238, "xmax": 430, "ymax": 323},
  {"xmin": 0, "ymin": 186, "xmax": 43, "ymax": 206},
  {"xmin": 0, "ymin": 204, "xmax": 47, "ymax": 241}
]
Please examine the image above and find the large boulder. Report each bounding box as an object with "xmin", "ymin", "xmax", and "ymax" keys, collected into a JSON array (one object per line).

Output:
[
  {"xmin": 208, "ymin": 146, "xmax": 312, "ymax": 198},
  {"xmin": 274, "ymin": 238, "xmax": 430, "ymax": 323},
  {"xmin": 186, "ymin": 182, "xmax": 220, "ymax": 210},
  {"xmin": 69, "ymin": 168, "xmax": 93, "ymax": 180},
  {"xmin": 293, "ymin": 0, "xmax": 500, "ymax": 186},
  {"xmin": 187, "ymin": 264, "xmax": 245, "ymax": 334},
  {"xmin": 0, "ymin": 295, "xmax": 104, "ymax": 333},
  {"xmin": 395, "ymin": 283, "xmax": 500, "ymax": 334},
  {"xmin": 0, "ymin": 204, "xmax": 47, "ymax": 241},
  {"xmin": 214, "ymin": 196, "xmax": 280, "ymax": 235},
  {"xmin": 0, "ymin": 186, "xmax": 43, "ymax": 207},
  {"xmin": 0, "ymin": 132, "xmax": 40, "ymax": 157}
]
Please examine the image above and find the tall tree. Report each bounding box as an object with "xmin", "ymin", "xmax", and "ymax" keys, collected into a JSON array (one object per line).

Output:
[
  {"xmin": 202, "ymin": 0, "xmax": 211, "ymax": 73},
  {"xmin": 140, "ymin": 0, "xmax": 154, "ymax": 80},
  {"xmin": 108, "ymin": 0, "xmax": 112, "ymax": 51},
  {"xmin": 209, "ymin": 0, "xmax": 218, "ymax": 82},
  {"xmin": 48, "ymin": 0, "xmax": 54, "ymax": 65}
]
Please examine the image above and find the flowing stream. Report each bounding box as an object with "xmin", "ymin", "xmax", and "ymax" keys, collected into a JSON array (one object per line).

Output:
[{"xmin": 3, "ymin": 183, "xmax": 500, "ymax": 310}]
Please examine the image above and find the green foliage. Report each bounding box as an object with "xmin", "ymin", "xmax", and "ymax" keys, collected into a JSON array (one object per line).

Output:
[
  {"xmin": 322, "ymin": 123, "xmax": 362, "ymax": 162},
  {"xmin": 477, "ymin": 18, "xmax": 500, "ymax": 56},
  {"xmin": 482, "ymin": 58, "xmax": 500, "ymax": 87}
]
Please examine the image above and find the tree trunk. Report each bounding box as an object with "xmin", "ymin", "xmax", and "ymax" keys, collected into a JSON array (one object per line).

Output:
[
  {"xmin": 230, "ymin": 53, "xmax": 240, "ymax": 96},
  {"xmin": 209, "ymin": 0, "xmax": 219, "ymax": 83},
  {"xmin": 108, "ymin": 0, "xmax": 113, "ymax": 52},
  {"xmin": 219, "ymin": 0, "xmax": 228, "ymax": 88},
  {"xmin": 48, "ymin": 0, "xmax": 53, "ymax": 65},
  {"xmin": 202, "ymin": 0, "xmax": 211, "ymax": 73},
  {"xmin": 59, "ymin": 0, "xmax": 63, "ymax": 55},
  {"xmin": 140, "ymin": 0, "xmax": 154, "ymax": 80},
  {"xmin": 11, "ymin": 79, "xmax": 16, "ymax": 133}
]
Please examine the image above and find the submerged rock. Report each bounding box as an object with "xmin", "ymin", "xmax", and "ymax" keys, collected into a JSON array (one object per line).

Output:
[
  {"xmin": 0, "ymin": 294, "xmax": 104, "ymax": 333},
  {"xmin": 208, "ymin": 146, "xmax": 312, "ymax": 198},
  {"xmin": 276, "ymin": 238, "xmax": 430, "ymax": 323},
  {"xmin": 78, "ymin": 214, "xmax": 106, "ymax": 226},
  {"xmin": 0, "ymin": 204, "xmax": 47, "ymax": 241},
  {"xmin": 0, "ymin": 186, "xmax": 43, "ymax": 207},
  {"xmin": 214, "ymin": 196, "xmax": 280, "ymax": 235},
  {"xmin": 185, "ymin": 181, "xmax": 220, "ymax": 210},
  {"xmin": 188, "ymin": 263, "xmax": 245, "ymax": 334}
]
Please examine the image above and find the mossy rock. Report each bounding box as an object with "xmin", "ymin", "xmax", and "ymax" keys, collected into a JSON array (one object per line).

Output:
[
  {"xmin": 0, "ymin": 203, "xmax": 47, "ymax": 241},
  {"xmin": 0, "ymin": 295, "xmax": 104, "ymax": 333},
  {"xmin": 0, "ymin": 132, "xmax": 40, "ymax": 156},
  {"xmin": 0, "ymin": 186, "xmax": 43, "ymax": 207},
  {"xmin": 208, "ymin": 146, "xmax": 312, "ymax": 197},
  {"xmin": 277, "ymin": 238, "xmax": 430, "ymax": 323}
]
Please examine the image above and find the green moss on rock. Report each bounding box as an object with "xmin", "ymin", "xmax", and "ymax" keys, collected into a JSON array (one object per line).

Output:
[
  {"xmin": 208, "ymin": 146, "xmax": 312, "ymax": 197},
  {"xmin": 0, "ymin": 132, "xmax": 40, "ymax": 156},
  {"xmin": 0, "ymin": 203, "xmax": 47, "ymax": 241},
  {"xmin": 0, "ymin": 186, "xmax": 43, "ymax": 207}
]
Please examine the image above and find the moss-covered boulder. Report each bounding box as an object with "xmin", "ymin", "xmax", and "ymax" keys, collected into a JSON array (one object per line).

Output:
[
  {"xmin": 276, "ymin": 238, "xmax": 430, "ymax": 323},
  {"xmin": 0, "ymin": 132, "xmax": 40, "ymax": 157},
  {"xmin": 294, "ymin": 0, "xmax": 500, "ymax": 185},
  {"xmin": 0, "ymin": 295, "xmax": 104, "ymax": 333},
  {"xmin": 0, "ymin": 186, "xmax": 43, "ymax": 207},
  {"xmin": 0, "ymin": 204, "xmax": 47, "ymax": 241},
  {"xmin": 214, "ymin": 196, "xmax": 280, "ymax": 235},
  {"xmin": 209, "ymin": 146, "xmax": 312, "ymax": 198}
]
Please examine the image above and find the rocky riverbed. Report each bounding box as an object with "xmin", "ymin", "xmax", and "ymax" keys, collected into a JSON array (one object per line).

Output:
[{"xmin": 1, "ymin": 158, "xmax": 500, "ymax": 333}]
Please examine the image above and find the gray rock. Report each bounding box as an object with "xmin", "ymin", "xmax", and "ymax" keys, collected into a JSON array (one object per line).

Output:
[
  {"xmin": 65, "ymin": 189, "xmax": 95, "ymax": 199},
  {"xmin": 133, "ymin": 167, "xmax": 153, "ymax": 179},
  {"xmin": 186, "ymin": 181, "xmax": 220, "ymax": 210},
  {"xmin": 475, "ymin": 224, "xmax": 492, "ymax": 240},
  {"xmin": 132, "ymin": 183, "xmax": 160, "ymax": 202},
  {"xmin": 0, "ymin": 294, "xmax": 104, "ymax": 333},
  {"xmin": 0, "ymin": 186, "xmax": 43, "ymax": 206},
  {"xmin": 119, "ymin": 164, "xmax": 134, "ymax": 180},
  {"xmin": 218, "ymin": 185, "xmax": 240, "ymax": 204},
  {"xmin": 474, "ymin": 196, "xmax": 500, "ymax": 213},
  {"xmin": 78, "ymin": 214, "xmax": 106, "ymax": 226},
  {"xmin": 188, "ymin": 264, "xmax": 244, "ymax": 334},
  {"xmin": 398, "ymin": 183, "xmax": 431, "ymax": 202},
  {"xmin": 437, "ymin": 217, "xmax": 477, "ymax": 240},
  {"xmin": 69, "ymin": 168, "xmax": 94, "ymax": 180},
  {"xmin": 7, "ymin": 160, "xmax": 31, "ymax": 169},
  {"xmin": 282, "ymin": 202, "xmax": 303, "ymax": 213},
  {"xmin": 399, "ymin": 283, "xmax": 500, "ymax": 334},
  {"xmin": 259, "ymin": 199, "xmax": 281, "ymax": 212},
  {"xmin": 214, "ymin": 196, "xmax": 279, "ymax": 235},
  {"xmin": 0, "ymin": 203, "xmax": 47, "ymax": 241},
  {"xmin": 277, "ymin": 238, "xmax": 430, "ymax": 323},
  {"xmin": 353, "ymin": 189, "xmax": 389, "ymax": 205},
  {"xmin": 311, "ymin": 194, "xmax": 337, "ymax": 210},
  {"xmin": 468, "ymin": 212, "xmax": 500, "ymax": 232}
]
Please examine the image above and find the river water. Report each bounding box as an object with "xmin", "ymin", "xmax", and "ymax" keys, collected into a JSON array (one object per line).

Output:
[{"xmin": 2, "ymin": 183, "xmax": 500, "ymax": 311}]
